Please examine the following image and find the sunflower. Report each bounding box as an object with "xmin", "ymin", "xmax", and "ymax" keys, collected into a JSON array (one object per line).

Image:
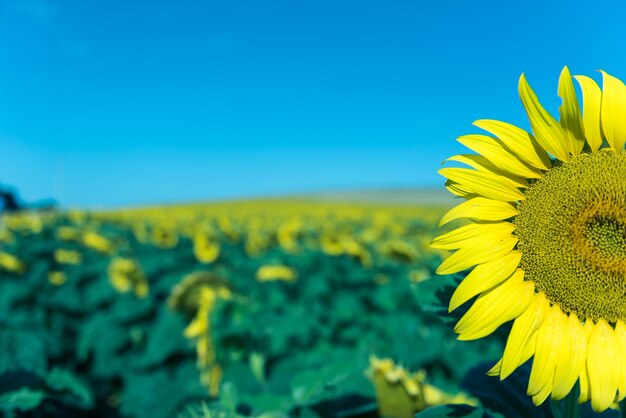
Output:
[{"xmin": 432, "ymin": 66, "xmax": 626, "ymax": 412}]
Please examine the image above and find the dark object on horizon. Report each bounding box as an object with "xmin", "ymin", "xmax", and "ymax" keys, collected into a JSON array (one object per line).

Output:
[
  {"xmin": 0, "ymin": 187, "xmax": 57, "ymax": 213},
  {"xmin": 0, "ymin": 189, "xmax": 21, "ymax": 211}
]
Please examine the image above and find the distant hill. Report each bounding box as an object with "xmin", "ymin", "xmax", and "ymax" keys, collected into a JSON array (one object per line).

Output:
[
  {"xmin": 285, "ymin": 187, "xmax": 457, "ymax": 206},
  {"xmin": 96, "ymin": 187, "xmax": 458, "ymax": 212}
]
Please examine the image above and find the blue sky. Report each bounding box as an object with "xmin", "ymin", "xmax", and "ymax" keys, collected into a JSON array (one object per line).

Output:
[{"xmin": 1, "ymin": 0, "xmax": 626, "ymax": 207}]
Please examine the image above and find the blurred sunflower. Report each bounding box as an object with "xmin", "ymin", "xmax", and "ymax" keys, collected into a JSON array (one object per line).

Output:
[
  {"xmin": 107, "ymin": 257, "xmax": 149, "ymax": 298},
  {"xmin": 368, "ymin": 356, "xmax": 475, "ymax": 418},
  {"xmin": 256, "ymin": 264, "xmax": 298, "ymax": 282},
  {"xmin": 433, "ymin": 67, "xmax": 626, "ymax": 412}
]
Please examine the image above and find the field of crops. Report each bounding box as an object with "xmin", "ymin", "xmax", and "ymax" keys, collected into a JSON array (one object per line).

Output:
[{"xmin": 0, "ymin": 199, "xmax": 524, "ymax": 418}]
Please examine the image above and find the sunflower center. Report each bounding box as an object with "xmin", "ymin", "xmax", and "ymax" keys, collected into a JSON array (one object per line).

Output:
[{"xmin": 515, "ymin": 150, "xmax": 626, "ymax": 322}]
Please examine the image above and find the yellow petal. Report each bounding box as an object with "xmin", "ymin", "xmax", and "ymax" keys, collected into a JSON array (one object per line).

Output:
[
  {"xmin": 473, "ymin": 119, "xmax": 552, "ymax": 171},
  {"xmin": 587, "ymin": 319, "xmax": 621, "ymax": 412},
  {"xmin": 519, "ymin": 73, "xmax": 570, "ymax": 162},
  {"xmin": 532, "ymin": 384, "xmax": 554, "ymax": 407},
  {"xmin": 487, "ymin": 359, "xmax": 502, "ymax": 376},
  {"xmin": 552, "ymin": 312, "xmax": 586, "ymax": 400},
  {"xmin": 446, "ymin": 154, "xmax": 529, "ymax": 188},
  {"xmin": 445, "ymin": 180, "xmax": 474, "ymax": 198},
  {"xmin": 516, "ymin": 332, "xmax": 538, "ymax": 378},
  {"xmin": 578, "ymin": 321, "xmax": 594, "ymax": 404},
  {"xmin": 436, "ymin": 236, "xmax": 518, "ymax": 275},
  {"xmin": 431, "ymin": 222, "xmax": 515, "ymax": 250},
  {"xmin": 614, "ymin": 321, "xmax": 626, "ymax": 401},
  {"xmin": 557, "ymin": 66, "xmax": 585, "ymax": 157},
  {"xmin": 574, "ymin": 75, "xmax": 603, "ymax": 152},
  {"xmin": 449, "ymin": 251, "xmax": 521, "ymax": 312},
  {"xmin": 438, "ymin": 167, "xmax": 525, "ymax": 202},
  {"xmin": 184, "ymin": 318, "xmax": 206, "ymax": 338},
  {"xmin": 439, "ymin": 197, "xmax": 518, "ymax": 227},
  {"xmin": 457, "ymin": 134, "xmax": 542, "ymax": 178},
  {"xmin": 528, "ymin": 305, "xmax": 567, "ymax": 402},
  {"xmin": 455, "ymin": 269, "xmax": 533, "ymax": 340},
  {"xmin": 601, "ymin": 70, "xmax": 626, "ymax": 151},
  {"xmin": 501, "ymin": 292, "xmax": 549, "ymax": 379}
]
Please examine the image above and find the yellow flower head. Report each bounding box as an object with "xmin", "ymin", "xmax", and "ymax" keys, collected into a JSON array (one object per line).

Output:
[
  {"xmin": 54, "ymin": 249, "xmax": 83, "ymax": 265},
  {"xmin": 256, "ymin": 265, "xmax": 297, "ymax": 282},
  {"xmin": 0, "ymin": 252, "xmax": 26, "ymax": 274},
  {"xmin": 82, "ymin": 230, "xmax": 114, "ymax": 254},
  {"xmin": 4, "ymin": 213, "xmax": 43, "ymax": 233},
  {"xmin": 168, "ymin": 271, "xmax": 232, "ymax": 397},
  {"xmin": 56, "ymin": 226, "xmax": 81, "ymax": 242},
  {"xmin": 320, "ymin": 233, "xmax": 345, "ymax": 256},
  {"xmin": 48, "ymin": 271, "xmax": 68, "ymax": 286},
  {"xmin": 368, "ymin": 356, "xmax": 474, "ymax": 418},
  {"xmin": 321, "ymin": 233, "xmax": 373, "ymax": 267},
  {"xmin": 193, "ymin": 233, "xmax": 220, "ymax": 264},
  {"xmin": 433, "ymin": 67, "xmax": 626, "ymax": 412},
  {"xmin": 381, "ymin": 239, "xmax": 419, "ymax": 263},
  {"xmin": 151, "ymin": 223, "xmax": 179, "ymax": 249},
  {"xmin": 107, "ymin": 257, "xmax": 149, "ymax": 298},
  {"xmin": 277, "ymin": 219, "xmax": 303, "ymax": 252},
  {"xmin": 168, "ymin": 271, "xmax": 231, "ymax": 313}
]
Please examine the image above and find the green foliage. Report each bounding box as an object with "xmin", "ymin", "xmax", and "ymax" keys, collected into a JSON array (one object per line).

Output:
[
  {"xmin": 415, "ymin": 404, "xmax": 500, "ymax": 418},
  {"xmin": 0, "ymin": 205, "xmax": 505, "ymax": 417},
  {"xmin": 0, "ymin": 388, "xmax": 45, "ymax": 414}
]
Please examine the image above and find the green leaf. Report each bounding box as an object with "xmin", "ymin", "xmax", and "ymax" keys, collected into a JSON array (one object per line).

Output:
[
  {"xmin": 121, "ymin": 362, "xmax": 207, "ymax": 418},
  {"xmin": 76, "ymin": 313, "xmax": 129, "ymax": 377},
  {"xmin": 240, "ymin": 394, "xmax": 293, "ymax": 416},
  {"xmin": 290, "ymin": 371, "xmax": 326, "ymax": 405},
  {"xmin": 0, "ymin": 330, "xmax": 47, "ymax": 375},
  {"xmin": 138, "ymin": 308, "xmax": 189, "ymax": 368},
  {"xmin": 249, "ymin": 352, "xmax": 266, "ymax": 385},
  {"xmin": 219, "ymin": 382, "xmax": 238, "ymax": 414},
  {"xmin": 0, "ymin": 388, "xmax": 44, "ymax": 412},
  {"xmin": 45, "ymin": 368, "xmax": 94, "ymax": 409}
]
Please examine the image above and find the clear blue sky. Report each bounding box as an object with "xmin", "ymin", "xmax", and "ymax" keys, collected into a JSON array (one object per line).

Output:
[{"xmin": 1, "ymin": 0, "xmax": 626, "ymax": 207}]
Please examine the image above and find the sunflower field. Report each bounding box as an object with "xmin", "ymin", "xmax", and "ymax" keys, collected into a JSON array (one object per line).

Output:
[{"xmin": 0, "ymin": 198, "xmax": 615, "ymax": 418}]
